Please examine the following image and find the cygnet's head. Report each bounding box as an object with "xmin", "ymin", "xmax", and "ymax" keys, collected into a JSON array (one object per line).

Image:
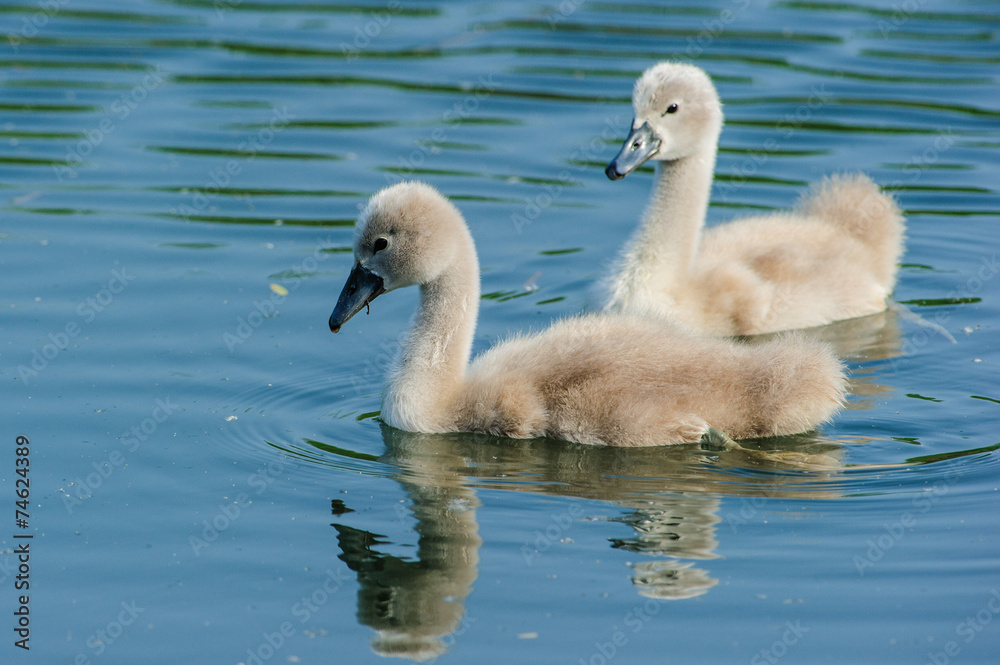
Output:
[
  {"xmin": 329, "ymin": 181, "xmax": 470, "ymax": 333},
  {"xmin": 606, "ymin": 62, "xmax": 723, "ymax": 180}
]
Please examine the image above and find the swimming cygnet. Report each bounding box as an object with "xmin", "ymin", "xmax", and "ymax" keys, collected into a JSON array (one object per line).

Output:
[
  {"xmin": 328, "ymin": 181, "xmax": 846, "ymax": 447},
  {"xmin": 602, "ymin": 61, "xmax": 905, "ymax": 335}
]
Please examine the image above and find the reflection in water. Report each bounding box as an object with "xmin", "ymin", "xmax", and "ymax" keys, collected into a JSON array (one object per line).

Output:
[
  {"xmin": 609, "ymin": 497, "xmax": 721, "ymax": 600},
  {"xmin": 331, "ymin": 423, "xmax": 852, "ymax": 659},
  {"xmin": 751, "ymin": 307, "xmax": 903, "ymax": 407},
  {"xmin": 792, "ymin": 307, "xmax": 902, "ymax": 363},
  {"xmin": 333, "ymin": 432, "xmax": 481, "ymax": 662}
]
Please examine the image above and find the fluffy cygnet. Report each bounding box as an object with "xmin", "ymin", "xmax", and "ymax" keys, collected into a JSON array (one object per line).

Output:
[
  {"xmin": 602, "ymin": 62, "xmax": 905, "ymax": 335},
  {"xmin": 329, "ymin": 181, "xmax": 847, "ymax": 446}
]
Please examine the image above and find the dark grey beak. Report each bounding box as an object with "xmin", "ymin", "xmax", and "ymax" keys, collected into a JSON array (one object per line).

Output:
[
  {"xmin": 329, "ymin": 263, "xmax": 386, "ymax": 333},
  {"xmin": 605, "ymin": 121, "xmax": 661, "ymax": 181}
]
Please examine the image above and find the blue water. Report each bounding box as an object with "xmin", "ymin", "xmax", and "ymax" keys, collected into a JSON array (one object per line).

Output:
[{"xmin": 2, "ymin": 1, "xmax": 999, "ymax": 663}]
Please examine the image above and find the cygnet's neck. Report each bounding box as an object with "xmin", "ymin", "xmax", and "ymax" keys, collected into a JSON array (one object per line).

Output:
[
  {"xmin": 383, "ymin": 245, "xmax": 480, "ymax": 432},
  {"xmin": 617, "ymin": 140, "xmax": 717, "ymax": 306}
]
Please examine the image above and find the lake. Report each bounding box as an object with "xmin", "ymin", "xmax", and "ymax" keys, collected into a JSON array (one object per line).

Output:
[{"xmin": 2, "ymin": 0, "xmax": 999, "ymax": 663}]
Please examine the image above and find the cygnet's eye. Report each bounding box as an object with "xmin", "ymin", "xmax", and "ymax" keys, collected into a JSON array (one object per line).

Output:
[
  {"xmin": 663, "ymin": 103, "xmax": 679, "ymax": 115},
  {"xmin": 373, "ymin": 237, "xmax": 388, "ymax": 253}
]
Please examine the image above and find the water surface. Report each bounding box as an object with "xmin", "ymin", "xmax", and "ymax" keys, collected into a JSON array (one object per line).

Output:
[{"xmin": 2, "ymin": 1, "xmax": 999, "ymax": 663}]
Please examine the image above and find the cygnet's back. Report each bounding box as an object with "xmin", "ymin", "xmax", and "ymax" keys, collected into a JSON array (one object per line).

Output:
[{"xmin": 458, "ymin": 313, "xmax": 845, "ymax": 446}]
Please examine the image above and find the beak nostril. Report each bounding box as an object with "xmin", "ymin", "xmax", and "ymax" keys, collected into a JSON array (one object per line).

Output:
[{"xmin": 607, "ymin": 121, "xmax": 657, "ymax": 181}]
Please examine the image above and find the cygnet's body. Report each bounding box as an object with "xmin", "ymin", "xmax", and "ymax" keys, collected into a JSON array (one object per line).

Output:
[
  {"xmin": 329, "ymin": 181, "xmax": 846, "ymax": 447},
  {"xmin": 602, "ymin": 62, "xmax": 905, "ymax": 336}
]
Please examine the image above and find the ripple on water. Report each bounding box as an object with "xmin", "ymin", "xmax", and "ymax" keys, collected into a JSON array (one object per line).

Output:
[
  {"xmin": 212, "ymin": 373, "xmax": 996, "ymax": 507},
  {"xmin": 212, "ymin": 367, "xmax": 388, "ymax": 477}
]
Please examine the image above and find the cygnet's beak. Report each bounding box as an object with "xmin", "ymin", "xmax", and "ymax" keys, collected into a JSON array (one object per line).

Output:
[
  {"xmin": 605, "ymin": 121, "xmax": 660, "ymax": 181},
  {"xmin": 329, "ymin": 262, "xmax": 386, "ymax": 333}
]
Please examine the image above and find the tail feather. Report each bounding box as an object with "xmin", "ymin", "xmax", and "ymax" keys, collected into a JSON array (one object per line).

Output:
[
  {"xmin": 796, "ymin": 173, "xmax": 905, "ymax": 287},
  {"xmin": 755, "ymin": 334, "xmax": 848, "ymax": 437}
]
